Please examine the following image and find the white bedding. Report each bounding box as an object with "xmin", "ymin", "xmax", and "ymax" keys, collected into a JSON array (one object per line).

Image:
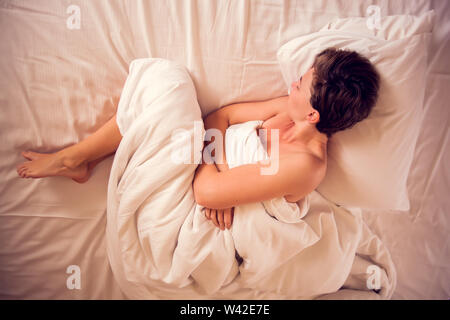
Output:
[
  {"xmin": 106, "ymin": 58, "xmax": 395, "ymax": 299},
  {"xmin": 0, "ymin": 0, "xmax": 448, "ymax": 299}
]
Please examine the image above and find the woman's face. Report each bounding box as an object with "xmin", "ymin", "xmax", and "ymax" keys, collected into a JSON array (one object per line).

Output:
[{"xmin": 287, "ymin": 66, "xmax": 317, "ymax": 122}]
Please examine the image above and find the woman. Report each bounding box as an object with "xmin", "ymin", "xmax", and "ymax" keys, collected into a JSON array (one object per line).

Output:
[{"xmin": 16, "ymin": 48, "xmax": 380, "ymax": 230}]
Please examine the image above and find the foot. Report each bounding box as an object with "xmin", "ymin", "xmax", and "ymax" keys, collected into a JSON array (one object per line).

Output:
[{"xmin": 16, "ymin": 151, "xmax": 92, "ymax": 183}]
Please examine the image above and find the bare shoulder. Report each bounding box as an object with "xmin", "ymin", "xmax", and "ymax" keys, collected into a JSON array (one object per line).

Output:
[
  {"xmin": 281, "ymin": 152, "xmax": 327, "ymax": 202},
  {"xmin": 285, "ymin": 152, "xmax": 326, "ymax": 180}
]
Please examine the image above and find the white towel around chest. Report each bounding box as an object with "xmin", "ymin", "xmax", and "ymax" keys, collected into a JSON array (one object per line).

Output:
[{"xmin": 225, "ymin": 120, "xmax": 310, "ymax": 223}]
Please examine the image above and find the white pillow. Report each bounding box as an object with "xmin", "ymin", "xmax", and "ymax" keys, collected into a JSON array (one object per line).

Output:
[
  {"xmin": 321, "ymin": 10, "xmax": 435, "ymax": 41},
  {"xmin": 277, "ymin": 11, "xmax": 434, "ymax": 211}
]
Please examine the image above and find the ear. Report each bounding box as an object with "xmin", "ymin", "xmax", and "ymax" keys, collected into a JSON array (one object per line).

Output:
[{"xmin": 306, "ymin": 110, "xmax": 320, "ymax": 124}]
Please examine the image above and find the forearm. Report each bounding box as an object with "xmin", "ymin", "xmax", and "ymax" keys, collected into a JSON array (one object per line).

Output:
[
  {"xmin": 194, "ymin": 159, "xmax": 234, "ymax": 229},
  {"xmin": 193, "ymin": 108, "xmax": 231, "ymax": 207},
  {"xmin": 193, "ymin": 158, "xmax": 219, "ymax": 207},
  {"xmin": 203, "ymin": 110, "xmax": 230, "ymax": 172}
]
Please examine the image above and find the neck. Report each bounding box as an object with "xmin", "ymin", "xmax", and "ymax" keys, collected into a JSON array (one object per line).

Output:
[{"xmin": 283, "ymin": 118, "xmax": 328, "ymax": 148}]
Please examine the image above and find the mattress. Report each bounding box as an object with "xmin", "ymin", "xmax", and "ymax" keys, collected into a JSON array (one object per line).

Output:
[{"xmin": 0, "ymin": 0, "xmax": 448, "ymax": 299}]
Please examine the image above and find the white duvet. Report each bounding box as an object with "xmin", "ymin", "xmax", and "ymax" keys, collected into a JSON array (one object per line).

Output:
[{"xmin": 106, "ymin": 58, "xmax": 396, "ymax": 300}]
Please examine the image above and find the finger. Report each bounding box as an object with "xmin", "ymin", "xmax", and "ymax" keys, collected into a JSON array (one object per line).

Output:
[
  {"xmin": 211, "ymin": 209, "xmax": 219, "ymax": 228},
  {"xmin": 224, "ymin": 209, "xmax": 232, "ymax": 229},
  {"xmin": 204, "ymin": 208, "xmax": 211, "ymax": 220},
  {"xmin": 217, "ymin": 210, "xmax": 225, "ymax": 230}
]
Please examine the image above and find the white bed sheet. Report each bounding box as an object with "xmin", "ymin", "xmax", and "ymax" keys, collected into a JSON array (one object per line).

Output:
[{"xmin": 0, "ymin": 0, "xmax": 448, "ymax": 299}]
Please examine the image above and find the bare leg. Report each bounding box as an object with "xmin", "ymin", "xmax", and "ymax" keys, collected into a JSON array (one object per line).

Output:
[
  {"xmin": 62, "ymin": 114, "xmax": 122, "ymax": 167},
  {"xmin": 16, "ymin": 114, "xmax": 122, "ymax": 183}
]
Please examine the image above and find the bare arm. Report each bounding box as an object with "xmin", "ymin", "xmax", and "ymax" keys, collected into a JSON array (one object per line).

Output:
[
  {"xmin": 193, "ymin": 95, "xmax": 324, "ymax": 210},
  {"xmin": 201, "ymin": 95, "xmax": 288, "ymax": 172},
  {"xmin": 202, "ymin": 111, "xmax": 230, "ymax": 173},
  {"xmin": 194, "ymin": 95, "xmax": 288, "ymax": 228},
  {"xmin": 194, "ymin": 153, "xmax": 323, "ymax": 209}
]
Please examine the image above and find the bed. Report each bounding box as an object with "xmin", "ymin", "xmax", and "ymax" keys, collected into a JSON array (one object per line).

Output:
[{"xmin": 0, "ymin": 0, "xmax": 448, "ymax": 299}]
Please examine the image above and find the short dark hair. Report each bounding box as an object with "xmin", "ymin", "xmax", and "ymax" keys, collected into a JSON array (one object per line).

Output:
[{"xmin": 309, "ymin": 47, "xmax": 380, "ymax": 138}]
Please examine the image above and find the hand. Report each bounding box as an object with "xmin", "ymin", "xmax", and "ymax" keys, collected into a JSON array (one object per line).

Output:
[{"xmin": 204, "ymin": 207, "xmax": 234, "ymax": 230}]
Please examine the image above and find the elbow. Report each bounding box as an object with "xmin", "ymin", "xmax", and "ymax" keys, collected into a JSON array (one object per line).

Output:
[
  {"xmin": 204, "ymin": 108, "xmax": 229, "ymax": 129},
  {"xmin": 194, "ymin": 190, "xmax": 213, "ymax": 209},
  {"xmin": 194, "ymin": 188, "xmax": 207, "ymax": 208},
  {"xmin": 193, "ymin": 177, "xmax": 221, "ymax": 208},
  {"xmin": 193, "ymin": 175, "xmax": 211, "ymax": 207}
]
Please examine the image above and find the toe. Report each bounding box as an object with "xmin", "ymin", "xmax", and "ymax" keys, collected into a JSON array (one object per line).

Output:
[{"xmin": 21, "ymin": 167, "xmax": 29, "ymax": 177}]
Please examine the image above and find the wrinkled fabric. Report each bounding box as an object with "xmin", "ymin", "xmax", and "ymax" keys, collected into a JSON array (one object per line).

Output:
[{"xmin": 106, "ymin": 58, "xmax": 396, "ymax": 299}]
